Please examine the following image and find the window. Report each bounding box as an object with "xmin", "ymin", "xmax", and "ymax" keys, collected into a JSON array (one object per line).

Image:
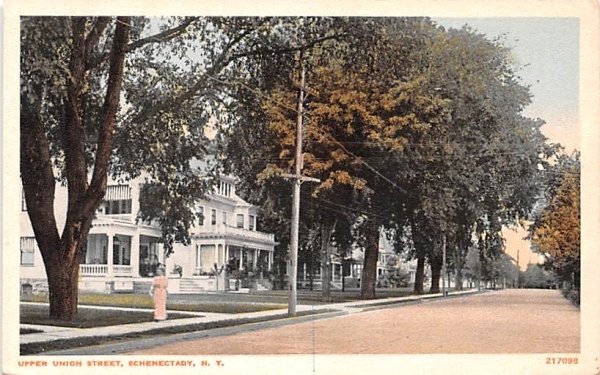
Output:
[
  {"xmin": 236, "ymin": 214, "xmax": 244, "ymax": 229},
  {"xmin": 112, "ymin": 236, "xmax": 131, "ymax": 265},
  {"xmin": 198, "ymin": 206, "xmax": 204, "ymax": 226},
  {"xmin": 219, "ymin": 181, "xmax": 232, "ymax": 197},
  {"xmin": 249, "ymin": 215, "xmax": 255, "ymax": 231},
  {"xmin": 105, "ymin": 199, "xmax": 132, "ymax": 214},
  {"xmin": 105, "ymin": 185, "xmax": 132, "ymax": 214},
  {"xmin": 218, "ymin": 181, "xmax": 231, "ymax": 197},
  {"xmin": 211, "ymin": 209, "xmax": 217, "ymax": 225},
  {"xmin": 20, "ymin": 237, "xmax": 35, "ymax": 266},
  {"xmin": 222, "ymin": 211, "xmax": 228, "ymax": 225}
]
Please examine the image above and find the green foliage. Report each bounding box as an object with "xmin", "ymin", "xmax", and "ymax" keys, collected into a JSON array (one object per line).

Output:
[
  {"xmin": 561, "ymin": 287, "xmax": 580, "ymax": 307},
  {"xmin": 221, "ymin": 17, "xmax": 553, "ymax": 296},
  {"xmin": 519, "ymin": 264, "xmax": 555, "ymax": 289},
  {"xmin": 530, "ymin": 152, "xmax": 580, "ymax": 285}
]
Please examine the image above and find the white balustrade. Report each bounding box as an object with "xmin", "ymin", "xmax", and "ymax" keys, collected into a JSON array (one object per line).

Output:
[
  {"xmin": 79, "ymin": 264, "xmax": 108, "ymax": 276},
  {"xmin": 79, "ymin": 264, "xmax": 133, "ymax": 276}
]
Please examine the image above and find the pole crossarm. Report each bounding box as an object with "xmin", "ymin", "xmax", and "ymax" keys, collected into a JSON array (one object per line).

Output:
[{"xmin": 280, "ymin": 173, "xmax": 321, "ymax": 184}]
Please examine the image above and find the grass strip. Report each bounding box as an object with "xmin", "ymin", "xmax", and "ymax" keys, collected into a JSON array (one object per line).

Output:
[
  {"xmin": 24, "ymin": 294, "xmax": 286, "ymax": 314},
  {"xmin": 20, "ymin": 309, "xmax": 335, "ymax": 355},
  {"xmin": 21, "ymin": 305, "xmax": 199, "ymax": 328}
]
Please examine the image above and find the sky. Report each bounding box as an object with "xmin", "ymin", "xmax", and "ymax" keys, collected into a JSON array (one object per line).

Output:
[{"xmin": 435, "ymin": 18, "xmax": 580, "ymax": 269}]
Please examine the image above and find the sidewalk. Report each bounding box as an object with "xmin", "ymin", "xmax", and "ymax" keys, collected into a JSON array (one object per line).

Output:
[{"xmin": 20, "ymin": 289, "xmax": 480, "ymax": 348}]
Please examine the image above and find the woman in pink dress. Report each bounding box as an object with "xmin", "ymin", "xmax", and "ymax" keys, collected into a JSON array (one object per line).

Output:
[{"xmin": 149, "ymin": 265, "xmax": 168, "ymax": 321}]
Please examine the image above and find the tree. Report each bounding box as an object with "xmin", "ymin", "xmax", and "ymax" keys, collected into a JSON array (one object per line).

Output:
[
  {"xmin": 520, "ymin": 264, "xmax": 555, "ymax": 289},
  {"xmin": 224, "ymin": 17, "xmax": 551, "ymax": 300},
  {"xmin": 402, "ymin": 25, "xmax": 551, "ymax": 294},
  {"xmin": 21, "ymin": 16, "xmax": 339, "ymax": 320},
  {"xmin": 530, "ymin": 153, "xmax": 580, "ymax": 288},
  {"xmin": 223, "ymin": 17, "xmax": 444, "ymax": 299},
  {"xmin": 21, "ymin": 17, "xmax": 132, "ymax": 320}
]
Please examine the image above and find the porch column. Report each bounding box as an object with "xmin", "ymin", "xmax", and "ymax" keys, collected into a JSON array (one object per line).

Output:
[
  {"xmin": 107, "ymin": 232, "xmax": 114, "ymax": 276},
  {"xmin": 225, "ymin": 245, "xmax": 229, "ymax": 265},
  {"xmin": 303, "ymin": 263, "xmax": 307, "ymax": 281},
  {"xmin": 268, "ymin": 251, "xmax": 273, "ymax": 271},
  {"xmin": 239, "ymin": 248, "xmax": 243, "ymax": 270},
  {"xmin": 214, "ymin": 243, "xmax": 218, "ymax": 268},
  {"xmin": 253, "ymin": 249, "xmax": 258, "ymax": 269},
  {"xmin": 131, "ymin": 234, "xmax": 140, "ymax": 277}
]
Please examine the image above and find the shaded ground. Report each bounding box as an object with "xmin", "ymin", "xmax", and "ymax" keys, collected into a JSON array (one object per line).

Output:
[
  {"xmin": 24, "ymin": 293, "xmax": 287, "ymax": 314},
  {"xmin": 20, "ymin": 305, "xmax": 198, "ymax": 328},
  {"xmin": 129, "ymin": 289, "xmax": 580, "ymax": 354}
]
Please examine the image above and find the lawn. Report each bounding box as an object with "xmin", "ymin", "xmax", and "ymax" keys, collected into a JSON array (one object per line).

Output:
[
  {"xmin": 20, "ymin": 304, "xmax": 199, "ymax": 328},
  {"xmin": 20, "ymin": 288, "xmax": 415, "ymax": 328},
  {"xmin": 24, "ymin": 293, "xmax": 287, "ymax": 314}
]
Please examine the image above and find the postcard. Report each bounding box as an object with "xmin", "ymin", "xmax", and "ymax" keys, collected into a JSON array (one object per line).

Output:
[{"xmin": 3, "ymin": 1, "xmax": 599, "ymax": 374}]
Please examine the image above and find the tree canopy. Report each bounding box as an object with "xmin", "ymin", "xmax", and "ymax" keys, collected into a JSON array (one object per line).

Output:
[
  {"xmin": 530, "ymin": 152, "xmax": 580, "ymax": 286},
  {"xmin": 223, "ymin": 18, "xmax": 552, "ymax": 297}
]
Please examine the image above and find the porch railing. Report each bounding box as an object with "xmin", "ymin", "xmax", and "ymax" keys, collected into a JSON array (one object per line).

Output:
[
  {"xmin": 79, "ymin": 264, "xmax": 132, "ymax": 276},
  {"xmin": 80, "ymin": 264, "xmax": 108, "ymax": 276}
]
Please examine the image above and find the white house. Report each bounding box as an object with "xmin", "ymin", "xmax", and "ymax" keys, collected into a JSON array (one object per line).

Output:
[
  {"xmin": 20, "ymin": 174, "xmax": 277, "ymax": 294},
  {"xmin": 297, "ymin": 230, "xmax": 425, "ymax": 290}
]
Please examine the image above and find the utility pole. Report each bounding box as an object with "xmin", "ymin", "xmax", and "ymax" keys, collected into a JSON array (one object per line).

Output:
[
  {"xmin": 282, "ymin": 60, "xmax": 319, "ymax": 316},
  {"xmin": 516, "ymin": 248, "xmax": 520, "ymax": 288}
]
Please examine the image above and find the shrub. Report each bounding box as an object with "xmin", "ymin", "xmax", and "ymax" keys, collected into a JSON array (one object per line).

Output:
[{"xmin": 561, "ymin": 287, "xmax": 580, "ymax": 307}]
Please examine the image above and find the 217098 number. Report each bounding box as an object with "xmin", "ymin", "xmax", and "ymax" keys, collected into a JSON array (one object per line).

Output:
[{"xmin": 546, "ymin": 357, "xmax": 578, "ymax": 365}]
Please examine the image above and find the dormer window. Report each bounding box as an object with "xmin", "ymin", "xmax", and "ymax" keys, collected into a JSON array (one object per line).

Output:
[{"xmin": 218, "ymin": 180, "xmax": 232, "ymax": 197}]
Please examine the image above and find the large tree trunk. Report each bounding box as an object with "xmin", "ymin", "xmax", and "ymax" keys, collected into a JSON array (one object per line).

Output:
[
  {"xmin": 360, "ymin": 218, "xmax": 379, "ymax": 299},
  {"xmin": 20, "ymin": 17, "xmax": 131, "ymax": 321},
  {"xmin": 429, "ymin": 252, "xmax": 442, "ymax": 294},
  {"xmin": 46, "ymin": 245, "xmax": 82, "ymax": 319},
  {"xmin": 410, "ymin": 217, "xmax": 426, "ymax": 294},
  {"xmin": 414, "ymin": 253, "xmax": 425, "ymax": 294}
]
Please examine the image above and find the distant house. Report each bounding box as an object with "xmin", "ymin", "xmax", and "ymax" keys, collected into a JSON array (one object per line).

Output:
[
  {"xmin": 297, "ymin": 231, "xmax": 426, "ymax": 290},
  {"xmin": 20, "ymin": 173, "xmax": 277, "ymax": 294}
]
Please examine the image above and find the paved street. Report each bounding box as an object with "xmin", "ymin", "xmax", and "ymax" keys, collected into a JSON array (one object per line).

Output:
[{"xmin": 127, "ymin": 289, "xmax": 579, "ymax": 354}]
